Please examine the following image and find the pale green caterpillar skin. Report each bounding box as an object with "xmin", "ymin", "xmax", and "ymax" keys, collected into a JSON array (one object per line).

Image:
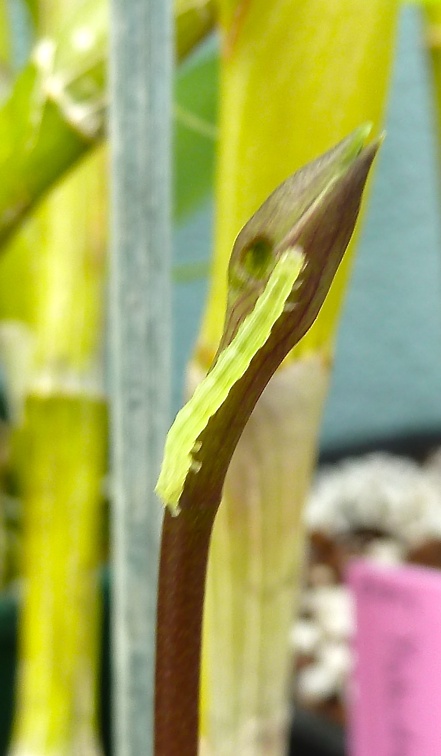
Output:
[{"xmin": 155, "ymin": 247, "xmax": 304, "ymax": 513}]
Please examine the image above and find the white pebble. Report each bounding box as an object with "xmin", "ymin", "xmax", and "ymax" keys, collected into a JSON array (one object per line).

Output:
[
  {"xmin": 290, "ymin": 619, "xmax": 320, "ymax": 655},
  {"xmin": 310, "ymin": 585, "xmax": 354, "ymax": 639},
  {"xmin": 297, "ymin": 663, "xmax": 338, "ymax": 702}
]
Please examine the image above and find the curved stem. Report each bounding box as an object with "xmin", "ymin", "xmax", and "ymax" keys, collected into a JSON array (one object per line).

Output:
[{"xmin": 155, "ymin": 505, "xmax": 217, "ymax": 756}]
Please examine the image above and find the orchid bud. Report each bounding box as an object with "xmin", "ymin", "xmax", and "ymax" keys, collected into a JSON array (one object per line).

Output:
[{"xmin": 156, "ymin": 126, "xmax": 381, "ymax": 514}]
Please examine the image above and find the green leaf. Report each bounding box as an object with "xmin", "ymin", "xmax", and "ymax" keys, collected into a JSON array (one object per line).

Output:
[{"xmin": 174, "ymin": 45, "xmax": 218, "ymax": 220}]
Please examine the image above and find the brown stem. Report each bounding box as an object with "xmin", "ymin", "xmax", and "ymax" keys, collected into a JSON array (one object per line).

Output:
[{"xmin": 155, "ymin": 503, "xmax": 218, "ymax": 756}]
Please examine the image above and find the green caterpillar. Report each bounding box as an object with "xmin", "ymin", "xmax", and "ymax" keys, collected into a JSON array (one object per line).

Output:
[{"xmin": 156, "ymin": 246, "xmax": 304, "ymax": 514}]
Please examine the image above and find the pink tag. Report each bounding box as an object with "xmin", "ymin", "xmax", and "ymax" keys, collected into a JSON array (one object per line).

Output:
[{"xmin": 347, "ymin": 559, "xmax": 441, "ymax": 756}]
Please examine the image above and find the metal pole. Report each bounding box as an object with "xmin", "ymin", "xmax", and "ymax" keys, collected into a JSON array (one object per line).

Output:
[{"xmin": 109, "ymin": 0, "xmax": 172, "ymax": 751}]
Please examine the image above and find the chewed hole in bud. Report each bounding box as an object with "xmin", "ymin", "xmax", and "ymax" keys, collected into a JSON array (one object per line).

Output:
[{"xmin": 241, "ymin": 236, "xmax": 273, "ymax": 279}]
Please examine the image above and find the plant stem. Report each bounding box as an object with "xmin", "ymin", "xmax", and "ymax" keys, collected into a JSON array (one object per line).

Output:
[
  {"xmin": 10, "ymin": 395, "xmax": 106, "ymax": 756},
  {"xmin": 175, "ymin": 0, "xmax": 216, "ymax": 61},
  {"xmin": 0, "ymin": 0, "xmax": 215, "ymax": 247},
  {"xmin": 155, "ymin": 506, "xmax": 216, "ymax": 756},
  {"xmin": 421, "ymin": 3, "xmax": 441, "ymax": 171},
  {"xmin": 0, "ymin": 0, "xmax": 13, "ymax": 588},
  {"xmin": 0, "ymin": 0, "xmax": 108, "ymax": 247},
  {"xmin": 0, "ymin": 0, "xmax": 12, "ymax": 85},
  {"xmin": 8, "ymin": 139, "xmax": 108, "ymax": 755}
]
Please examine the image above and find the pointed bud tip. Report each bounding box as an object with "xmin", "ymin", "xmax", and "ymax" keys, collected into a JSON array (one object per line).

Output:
[
  {"xmin": 361, "ymin": 130, "xmax": 385, "ymax": 165},
  {"xmin": 356, "ymin": 122, "xmax": 373, "ymax": 143},
  {"xmin": 352, "ymin": 126, "xmax": 385, "ymax": 169},
  {"xmin": 345, "ymin": 123, "xmax": 372, "ymax": 162},
  {"xmin": 376, "ymin": 130, "xmax": 387, "ymax": 148},
  {"xmin": 359, "ymin": 124, "xmax": 385, "ymax": 154},
  {"xmin": 348, "ymin": 123, "xmax": 385, "ymax": 162},
  {"xmin": 338, "ymin": 123, "xmax": 376, "ymax": 175}
]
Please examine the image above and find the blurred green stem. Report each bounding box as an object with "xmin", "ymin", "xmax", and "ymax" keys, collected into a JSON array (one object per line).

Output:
[
  {"xmin": 0, "ymin": 0, "xmax": 12, "ymax": 81},
  {"xmin": 0, "ymin": 0, "xmax": 12, "ymax": 590},
  {"xmin": 11, "ymin": 396, "xmax": 106, "ymax": 756},
  {"xmin": 0, "ymin": 0, "xmax": 215, "ymax": 247},
  {"xmin": 9, "ymin": 141, "xmax": 108, "ymax": 756},
  {"xmin": 175, "ymin": 0, "xmax": 216, "ymax": 59},
  {"xmin": 421, "ymin": 4, "xmax": 441, "ymax": 171}
]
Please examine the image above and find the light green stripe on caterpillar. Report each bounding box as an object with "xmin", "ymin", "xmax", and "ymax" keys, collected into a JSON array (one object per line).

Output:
[{"xmin": 156, "ymin": 247, "xmax": 304, "ymax": 513}]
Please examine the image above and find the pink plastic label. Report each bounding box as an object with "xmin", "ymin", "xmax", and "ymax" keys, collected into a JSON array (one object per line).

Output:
[{"xmin": 347, "ymin": 559, "xmax": 441, "ymax": 756}]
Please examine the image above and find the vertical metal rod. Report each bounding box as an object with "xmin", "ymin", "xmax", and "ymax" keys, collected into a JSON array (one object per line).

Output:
[{"xmin": 109, "ymin": 0, "xmax": 172, "ymax": 752}]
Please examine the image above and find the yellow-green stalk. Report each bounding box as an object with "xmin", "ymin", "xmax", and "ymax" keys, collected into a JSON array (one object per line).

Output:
[
  {"xmin": 0, "ymin": 0, "xmax": 215, "ymax": 245},
  {"xmin": 0, "ymin": 0, "xmax": 11, "ymax": 93},
  {"xmin": 419, "ymin": 2, "xmax": 441, "ymax": 168},
  {"xmin": 0, "ymin": 0, "xmax": 13, "ymax": 589},
  {"xmin": 0, "ymin": 227, "xmax": 38, "ymax": 590},
  {"xmin": 7, "ymin": 143, "xmax": 107, "ymax": 756},
  {"xmin": 175, "ymin": 0, "xmax": 216, "ymax": 61},
  {"xmin": 195, "ymin": 2, "xmax": 399, "ymax": 753},
  {"xmin": 8, "ymin": 143, "xmax": 108, "ymax": 756},
  {"xmin": 5, "ymin": 1, "xmax": 108, "ymax": 749}
]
